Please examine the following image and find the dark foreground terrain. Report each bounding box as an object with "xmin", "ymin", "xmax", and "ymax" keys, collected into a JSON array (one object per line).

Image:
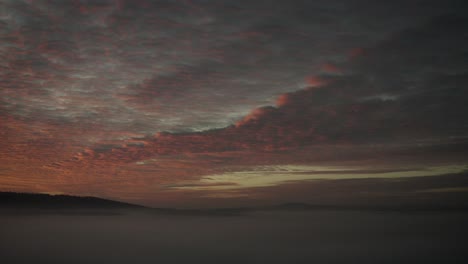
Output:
[
  {"xmin": 0, "ymin": 192, "xmax": 144, "ymax": 210},
  {"xmin": 1, "ymin": 193, "xmax": 467, "ymax": 263}
]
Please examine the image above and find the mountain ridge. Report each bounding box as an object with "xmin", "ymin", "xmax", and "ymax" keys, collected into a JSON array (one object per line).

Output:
[
  {"xmin": 0, "ymin": 191, "xmax": 145, "ymax": 210},
  {"xmin": 2, "ymin": 192, "xmax": 467, "ymax": 215}
]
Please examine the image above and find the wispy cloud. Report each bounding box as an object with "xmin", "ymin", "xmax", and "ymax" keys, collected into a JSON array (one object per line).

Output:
[{"xmin": 171, "ymin": 165, "xmax": 468, "ymax": 190}]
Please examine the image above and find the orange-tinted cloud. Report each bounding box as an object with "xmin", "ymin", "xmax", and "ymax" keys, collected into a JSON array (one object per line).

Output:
[
  {"xmin": 305, "ymin": 76, "xmax": 327, "ymax": 87},
  {"xmin": 321, "ymin": 63, "xmax": 341, "ymax": 74},
  {"xmin": 348, "ymin": 47, "xmax": 364, "ymax": 59},
  {"xmin": 2, "ymin": 7, "xmax": 468, "ymax": 208},
  {"xmin": 235, "ymin": 106, "xmax": 277, "ymax": 127}
]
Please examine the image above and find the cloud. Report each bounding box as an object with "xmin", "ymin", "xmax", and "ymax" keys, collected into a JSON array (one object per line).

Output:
[
  {"xmin": 75, "ymin": 14, "xmax": 468, "ymax": 164},
  {"xmin": 170, "ymin": 165, "xmax": 468, "ymax": 190},
  {"xmin": 235, "ymin": 106, "xmax": 277, "ymax": 127},
  {"xmin": 4, "ymin": 0, "xmax": 461, "ymax": 136},
  {"xmin": 2, "ymin": 1, "xmax": 468, "ymax": 207}
]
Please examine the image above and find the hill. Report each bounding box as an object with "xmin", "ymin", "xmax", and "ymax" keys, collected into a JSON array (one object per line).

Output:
[{"xmin": 0, "ymin": 192, "xmax": 145, "ymax": 210}]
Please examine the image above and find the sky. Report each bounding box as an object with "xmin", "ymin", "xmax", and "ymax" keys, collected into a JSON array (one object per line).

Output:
[{"xmin": 1, "ymin": 0, "xmax": 468, "ymax": 208}]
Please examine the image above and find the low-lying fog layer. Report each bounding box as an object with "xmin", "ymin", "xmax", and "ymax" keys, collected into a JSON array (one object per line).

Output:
[{"xmin": 1, "ymin": 210, "xmax": 467, "ymax": 264}]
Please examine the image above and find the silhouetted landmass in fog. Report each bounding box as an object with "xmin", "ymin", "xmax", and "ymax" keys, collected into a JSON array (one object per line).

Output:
[
  {"xmin": 2, "ymin": 191, "xmax": 468, "ymax": 216},
  {"xmin": 0, "ymin": 192, "xmax": 145, "ymax": 210}
]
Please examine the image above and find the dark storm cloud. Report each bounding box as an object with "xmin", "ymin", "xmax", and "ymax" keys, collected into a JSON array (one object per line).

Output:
[
  {"xmin": 347, "ymin": 15, "xmax": 468, "ymax": 138},
  {"xmin": 231, "ymin": 14, "xmax": 468, "ymax": 145}
]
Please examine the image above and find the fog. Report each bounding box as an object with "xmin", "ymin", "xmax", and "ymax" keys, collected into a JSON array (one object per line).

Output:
[{"xmin": 1, "ymin": 210, "xmax": 467, "ymax": 263}]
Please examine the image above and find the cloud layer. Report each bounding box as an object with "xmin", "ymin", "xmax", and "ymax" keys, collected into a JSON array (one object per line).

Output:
[{"xmin": 1, "ymin": 0, "xmax": 468, "ymax": 207}]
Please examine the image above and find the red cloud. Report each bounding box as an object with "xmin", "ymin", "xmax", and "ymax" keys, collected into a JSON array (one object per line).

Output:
[
  {"xmin": 321, "ymin": 63, "xmax": 341, "ymax": 74},
  {"xmin": 305, "ymin": 76, "xmax": 327, "ymax": 88},
  {"xmin": 348, "ymin": 47, "xmax": 364, "ymax": 60},
  {"xmin": 235, "ymin": 106, "xmax": 276, "ymax": 127},
  {"xmin": 275, "ymin": 94, "xmax": 291, "ymax": 107}
]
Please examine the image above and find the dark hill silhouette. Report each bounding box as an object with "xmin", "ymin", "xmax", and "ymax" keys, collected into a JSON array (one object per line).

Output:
[
  {"xmin": 2, "ymin": 192, "xmax": 467, "ymax": 216},
  {"xmin": 0, "ymin": 192, "xmax": 145, "ymax": 210}
]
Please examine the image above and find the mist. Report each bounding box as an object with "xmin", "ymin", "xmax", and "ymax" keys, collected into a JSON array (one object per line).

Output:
[{"xmin": 1, "ymin": 210, "xmax": 467, "ymax": 263}]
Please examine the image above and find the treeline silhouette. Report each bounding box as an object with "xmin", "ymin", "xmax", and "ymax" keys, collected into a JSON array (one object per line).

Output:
[{"xmin": 0, "ymin": 192, "xmax": 143, "ymax": 209}]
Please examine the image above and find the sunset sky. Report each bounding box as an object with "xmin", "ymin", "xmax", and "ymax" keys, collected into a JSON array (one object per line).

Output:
[{"xmin": 1, "ymin": 0, "xmax": 468, "ymax": 208}]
